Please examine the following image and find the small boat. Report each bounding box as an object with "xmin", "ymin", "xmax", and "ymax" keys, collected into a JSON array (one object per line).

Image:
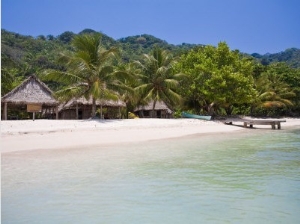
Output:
[{"xmin": 181, "ymin": 111, "xmax": 211, "ymax": 121}]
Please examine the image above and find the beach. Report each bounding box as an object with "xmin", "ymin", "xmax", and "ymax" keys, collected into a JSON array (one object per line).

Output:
[
  {"xmin": 2, "ymin": 118, "xmax": 300, "ymax": 223},
  {"xmin": 1, "ymin": 118, "xmax": 300, "ymax": 153}
]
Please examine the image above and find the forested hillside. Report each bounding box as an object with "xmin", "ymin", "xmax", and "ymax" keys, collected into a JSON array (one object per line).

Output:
[
  {"xmin": 2, "ymin": 28, "xmax": 299, "ymax": 76},
  {"xmin": 2, "ymin": 29, "xmax": 300, "ymax": 117},
  {"xmin": 251, "ymin": 48, "xmax": 300, "ymax": 68},
  {"xmin": 1, "ymin": 29, "xmax": 200, "ymax": 91},
  {"xmin": 1, "ymin": 29, "xmax": 199, "ymax": 74}
]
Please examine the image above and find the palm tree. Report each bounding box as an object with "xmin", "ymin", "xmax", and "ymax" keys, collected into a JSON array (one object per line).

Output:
[
  {"xmin": 254, "ymin": 72, "xmax": 295, "ymax": 113},
  {"xmin": 134, "ymin": 47, "xmax": 185, "ymax": 117},
  {"xmin": 44, "ymin": 33, "xmax": 130, "ymax": 117},
  {"xmin": 115, "ymin": 62, "xmax": 141, "ymax": 117}
]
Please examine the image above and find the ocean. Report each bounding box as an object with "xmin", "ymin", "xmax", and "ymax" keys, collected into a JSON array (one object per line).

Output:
[{"xmin": 2, "ymin": 127, "xmax": 300, "ymax": 224}]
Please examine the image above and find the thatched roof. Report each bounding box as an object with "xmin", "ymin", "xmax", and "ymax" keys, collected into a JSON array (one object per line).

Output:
[
  {"xmin": 59, "ymin": 96, "xmax": 126, "ymax": 111},
  {"xmin": 134, "ymin": 100, "xmax": 173, "ymax": 113},
  {"xmin": 1, "ymin": 75, "xmax": 58, "ymax": 105}
]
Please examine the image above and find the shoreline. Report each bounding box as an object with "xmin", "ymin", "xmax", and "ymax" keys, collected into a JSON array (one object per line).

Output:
[{"xmin": 1, "ymin": 118, "xmax": 300, "ymax": 154}]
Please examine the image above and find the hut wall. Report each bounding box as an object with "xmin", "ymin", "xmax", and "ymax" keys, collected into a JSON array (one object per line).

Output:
[
  {"xmin": 82, "ymin": 109, "xmax": 92, "ymax": 119},
  {"xmin": 60, "ymin": 109, "xmax": 77, "ymax": 119},
  {"xmin": 59, "ymin": 106, "xmax": 123, "ymax": 120},
  {"xmin": 150, "ymin": 110, "xmax": 157, "ymax": 118},
  {"xmin": 137, "ymin": 110, "xmax": 172, "ymax": 118}
]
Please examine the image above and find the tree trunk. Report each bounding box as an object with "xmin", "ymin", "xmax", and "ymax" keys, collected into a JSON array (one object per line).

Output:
[
  {"xmin": 152, "ymin": 100, "xmax": 157, "ymax": 118},
  {"xmin": 208, "ymin": 102, "xmax": 215, "ymax": 116},
  {"xmin": 92, "ymin": 98, "xmax": 96, "ymax": 117},
  {"xmin": 75, "ymin": 102, "xmax": 78, "ymax": 120},
  {"xmin": 55, "ymin": 106, "xmax": 58, "ymax": 120},
  {"xmin": 3, "ymin": 102, "xmax": 8, "ymax": 120},
  {"xmin": 225, "ymin": 105, "xmax": 233, "ymax": 116}
]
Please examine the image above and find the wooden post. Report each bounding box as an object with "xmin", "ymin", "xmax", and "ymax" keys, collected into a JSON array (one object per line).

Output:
[
  {"xmin": 271, "ymin": 122, "xmax": 275, "ymax": 129},
  {"xmin": 277, "ymin": 122, "xmax": 281, "ymax": 129},
  {"xmin": 76, "ymin": 102, "xmax": 78, "ymax": 120},
  {"xmin": 4, "ymin": 102, "xmax": 8, "ymax": 120},
  {"xmin": 33, "ymin": 112, "xmax": 35, "ymax": 121},
  {"xmin": 55, "ymin": 106, "xmax": 58, "ymax": 120}
]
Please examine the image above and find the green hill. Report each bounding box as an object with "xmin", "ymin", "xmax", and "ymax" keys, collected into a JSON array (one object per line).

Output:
[
  {"xmin": 2, "ymin": 28, "xmax": 300, "ymax": 85},
  {"xmin": 251, "ymin": 48, "xmax": 300, "ymax": 68}
]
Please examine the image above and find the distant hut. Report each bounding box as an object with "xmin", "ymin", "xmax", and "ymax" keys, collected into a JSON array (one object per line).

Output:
[
  {"xmin": 59, "ymin": 97, "xmax": 126, "ymax": 119},
  {"xmin": 134, "ymin": 100, "xmax": 173, "ymax": 118},
  {"xmin": 1, "ymin": 75, "xmax": 59, "ymax": 120}
]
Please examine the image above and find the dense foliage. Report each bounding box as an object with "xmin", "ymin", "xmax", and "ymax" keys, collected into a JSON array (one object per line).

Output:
[
  {"xmin": 252, "ymin": 48, "xmax": 300, "ymax": 68},
  {"xmin": 133, "ymin": 47, "xmax": 186, "ymax": 115},
  {"xmin": 176, "ymin": 43, "xmax": 257, "ymax": 115},
  {"xmin": 43, "ymin": 34, "xmax": 132, "ymax": 117},
  {"xmin": 2, "ymin": 29, "xmax": 300, "ymax": 117}
]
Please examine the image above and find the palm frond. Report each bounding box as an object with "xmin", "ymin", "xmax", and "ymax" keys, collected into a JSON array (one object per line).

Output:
[
  {"xmin": 98, "ymin": 66, "xmax": 114, "ymax": 79},
  {"xmin": 261, "ymin": 101, "xmax": 285, "ymax": 108},
  {"xmin": 280, "ymin": 99, "xmax": 294, "ymax": 106},
  {"xmin": 55, "ymin": 85, "xmax": 87, "ymax": 101},
  {"xmin": 280, "ymin": 92, "xmax": 296, "ymax": 99},
  {"xmin": 259, "ymin": 91, "xmax": 276, "ymax": 100},
  {"xmin": 98, "ymin": 47, "xmax": 119, "ymax": 64},
  {"xmin": 42, "ymin": 70, "xmax": 84, "ymax": 85},
  {"xmin": 164, "ymin": 79, "xmax": 179, "ymax": 89}
]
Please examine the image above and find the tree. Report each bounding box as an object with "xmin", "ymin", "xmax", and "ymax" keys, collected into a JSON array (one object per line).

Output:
[
  {"xmin": 58, "ymin": 31, "xmax": 75, "ymax": 44},
  {"xmin": 266, "ymin": 63, "xmax": 300, "ymax": 111},
  {"xmin": 253, "ymin": 64, "xmax": 296, "ymax": 116},
  {"xmin": 47, "ymin": 35, "xmax": 55, "ymax": 41},
  {"xmin": 1, "ymin": 68, "xmax": 14, "ymax": 96},
  {"xmin": 44, "ymin": 33, "xmax": 131, "ymax": 117},
  {"xmin": 134, "ymin": 47, "xmax": 186, "ymax": 117},
  {"xmin": 177, "ymin": 42, "xmax": 257, "ymax": 115},
  {"xmin": 114, "ymin": 62, "xmax": 141, "ymax": 117}
]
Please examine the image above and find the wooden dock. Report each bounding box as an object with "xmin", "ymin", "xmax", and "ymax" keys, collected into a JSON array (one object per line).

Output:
[{"xmin": 225, "ymin": 118, "xmax": 286, "ymax": 129}]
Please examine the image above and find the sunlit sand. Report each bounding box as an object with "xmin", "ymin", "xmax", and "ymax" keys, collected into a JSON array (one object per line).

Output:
[{"xmin": 1, "ymin": 118, "xmax": 300, "ymax": 153}]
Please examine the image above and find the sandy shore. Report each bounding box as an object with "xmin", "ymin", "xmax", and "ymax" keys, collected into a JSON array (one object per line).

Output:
[{"xmin": 1, "ymin": 118, "xmax": 300, "ymax": 153}]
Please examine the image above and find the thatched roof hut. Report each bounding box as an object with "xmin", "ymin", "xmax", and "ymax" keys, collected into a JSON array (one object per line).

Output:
[
  {"xmin": 1, "ymin": 75, "xmax": 58, "ymax": 120},
  {"xmin": 60, "ymin": 97, "xmax": 126, "ymax": 109},
  {"xmin": 134, "ymin": 100, "xmax": 173, "ymax": 118},
  {"xmin": 59, "ymin": 97, "xmax": 126, "ymax": 119}
]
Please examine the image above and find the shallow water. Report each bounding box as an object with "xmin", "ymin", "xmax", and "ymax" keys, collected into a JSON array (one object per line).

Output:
[{"xmin": 2, "ymin": 127, "xmax": 300, "ymax": 224}]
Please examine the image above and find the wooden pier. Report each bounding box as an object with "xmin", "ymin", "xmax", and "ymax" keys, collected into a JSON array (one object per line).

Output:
[{"xmin": 225, "ymin": 118, "xmax": 286, "ymax": 129}]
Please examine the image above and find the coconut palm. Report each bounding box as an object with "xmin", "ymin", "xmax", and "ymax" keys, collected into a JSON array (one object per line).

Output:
[
  {"xmin": 44, "ymin": 33, "xmax": 131, "ymax": 117},
  {"xmin": 134, "ymin": 47, "xmax": 185, "ymax": 117},
  {"xmin": 116, "ymin": 62, "xmax": 141, "ymax": 117},
  {"xmin": 254, "ymin": 72, "xmax": 295, "ymax": 111}
]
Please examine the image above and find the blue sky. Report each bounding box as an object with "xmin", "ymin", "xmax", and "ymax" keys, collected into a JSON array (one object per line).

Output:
[{"xmin": 1, "ymin": 0, "xmax": 300, "ymax": 54}]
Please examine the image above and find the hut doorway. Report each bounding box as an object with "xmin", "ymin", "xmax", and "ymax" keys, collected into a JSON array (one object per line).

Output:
[
  {"xmin": 157, "ymin": 110, "xmax": 161, "ymax": 118},
  {"xmin": 78, "ymin": 110, "xmax": 83, "ymax": 119}
]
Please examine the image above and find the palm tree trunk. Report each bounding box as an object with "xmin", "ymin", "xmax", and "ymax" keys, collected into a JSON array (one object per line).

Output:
[
  {"xmin": 152, "ymin": 100, "xmax": 157, "ymax": 118},
  {"xmin": 208, "ymin": 102, "xmax": 215, "ymax": 116},
  {"xmin": 92, "ymin": 97, "xmax": 96, "ymax": 117}
]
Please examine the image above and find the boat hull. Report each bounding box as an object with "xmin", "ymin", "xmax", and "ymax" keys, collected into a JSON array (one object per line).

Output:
[{"xmin": 181, "ymin": 112, "xmax": 211, "ymax": 121}]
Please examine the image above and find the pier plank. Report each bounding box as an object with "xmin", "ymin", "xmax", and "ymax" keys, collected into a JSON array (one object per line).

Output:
[{"xmin": 225, "ymin": 118, "xmax": 286, "ymax": 129}]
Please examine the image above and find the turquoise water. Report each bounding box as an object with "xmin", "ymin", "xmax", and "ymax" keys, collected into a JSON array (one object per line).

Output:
[{"xmin": 2, "ymin": 127, "xmax": 300, "ymax": 224}]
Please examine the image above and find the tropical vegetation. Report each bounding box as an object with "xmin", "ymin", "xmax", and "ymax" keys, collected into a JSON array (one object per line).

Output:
[
  {"xmin": 2, "ymin": 29, "xmax": 300, "ymax": 118},
  {"xmin": 43, "ymin": 33, "xmax": 133, "ymax": 117},
  {"xmin": 133, "ymin": 47, "xmax": 186, "ymax": 117}
]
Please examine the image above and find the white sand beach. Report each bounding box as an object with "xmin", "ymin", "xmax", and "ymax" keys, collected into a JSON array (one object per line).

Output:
[{"xmin": 1, "ymin": 118, "xmax": 300, "ymax": 153}]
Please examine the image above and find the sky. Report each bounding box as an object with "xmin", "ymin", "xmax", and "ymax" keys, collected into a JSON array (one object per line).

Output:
[{"xmin": 1, "ymin": 0, "xmax": 300, "ymax": 54}]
